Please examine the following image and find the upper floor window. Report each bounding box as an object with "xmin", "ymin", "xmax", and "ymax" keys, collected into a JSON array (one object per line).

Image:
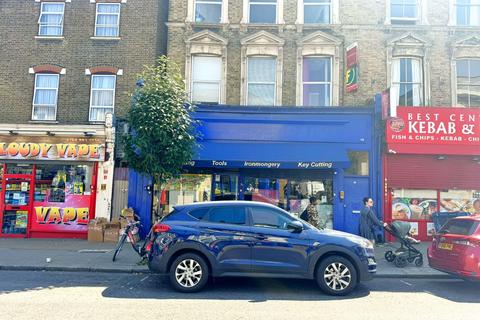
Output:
[
  {"xmin": 195, "ymin": 0, "xmax": 222, "ymax": 23},
  {"xmin": 249, "ymin": 0, "xmax": 277, "ymax": 23},
  {"xmin": 89, "ymin": 74, "xmax": 116, "ymax": 122},
  {"xmin": 38, "ymin": 2, "xmax": 65, "ymax": 36},
  {"xmin": 391, "ymin": 58, "xmax": 423, "ymax": 106},
  {"xmin": 455, "ymin": 0, "xmax": 480, "ymax": 26},
  {"xmin": 302, "ymin": 56, "xmax": 332, "ymax": 106},
  {"xmin": 390, "ymin": 0, "xmax": 418, "ymax": 24},
  {"xmin": 32, "ymin": 74, "xmax": 59, "ymax": 121},
  {"xmin": 456, "ymin": 59, "xmax": 480, "ymax": 107},
  {"xmin": 95, "ymin": 3, "xmax": 120, "ymax": 37},
  {"xmin": 191, "ymin": 56, "xmax": 222, "ymax": 104},
  {"xmin": 304, "ymin": 0, "xmax": 331, "ymax": 24},
  {"xmin": 247, "ymin": 56, "xmax": 277, "ymax": 105}
]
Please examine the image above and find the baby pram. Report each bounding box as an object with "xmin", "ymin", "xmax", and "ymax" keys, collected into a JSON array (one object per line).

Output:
[{"xmin": 384, "ymin": 221, "xmax": 423, "ymax": 268}]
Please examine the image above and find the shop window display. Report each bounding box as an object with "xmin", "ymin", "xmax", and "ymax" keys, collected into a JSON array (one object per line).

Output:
[
  {"xmin": 244, "ymin": 177, "xmax": 334, "ymax": 229},
  {"xmin": 2, "ymin": 177, "xmax": 30, "ymax": 234},
  {"xmin": 6, "ymin": 163, "xmax": 33, "ymax": 175},
  {"xmin": 35, "ymin": 164, "xmax": 93, "ymax": 202},
  {"xmin": 392, "ymin": 189, "xmax": 437, "ymax": 220},
  {"xmin": 153, "ymin": 174, "xmax": 212, "ymax": 217},
  {"xmin": 440, "ymin": 190, "xmax": 480, "ymax": 215}
]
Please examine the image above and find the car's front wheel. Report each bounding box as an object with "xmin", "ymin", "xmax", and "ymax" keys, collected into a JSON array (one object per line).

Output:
[
  {"xmin": 169, "ymin": 253, "xmax": 209, "ymax": 293},
  {"xmin": 316, "ymin": 255, "xmax": 358, "ymax": 296}
]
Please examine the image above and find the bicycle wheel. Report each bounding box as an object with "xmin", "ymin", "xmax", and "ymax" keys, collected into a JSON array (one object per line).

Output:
[{"xmin": 112, "ymin": 233, "xmax": 128, "ymax": 262}]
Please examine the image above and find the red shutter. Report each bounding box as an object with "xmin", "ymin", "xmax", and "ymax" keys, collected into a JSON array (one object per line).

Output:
[{"xmin": 386, "ymin": 154, "xmax": 480, "ymax": 190}]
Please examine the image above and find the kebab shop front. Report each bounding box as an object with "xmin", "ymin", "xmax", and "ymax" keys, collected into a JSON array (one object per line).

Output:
[
  {"xmin": 0, "ymin": 136, "xmax": 104, "ymax": 238},
  {"xmin": 384, "ymin": 107, "xmax": 480, "ymax": 241}
]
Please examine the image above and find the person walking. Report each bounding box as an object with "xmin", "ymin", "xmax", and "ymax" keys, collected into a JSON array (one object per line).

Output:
[{"xmin": 359, "ymin": 197, "xmax": 386, "ymax": 245}]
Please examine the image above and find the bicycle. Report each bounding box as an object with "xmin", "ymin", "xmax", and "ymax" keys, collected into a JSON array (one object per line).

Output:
[{"xmin": 112, "ymin": 214, "xmax": 156, "ymax": 262}]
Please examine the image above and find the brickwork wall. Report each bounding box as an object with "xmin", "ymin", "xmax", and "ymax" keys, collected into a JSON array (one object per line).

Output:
[
  {"xmin": 0, "ymin": 0, "xmax": 165, "ymax": 125},
  {"xmin": 167, "ymin": 0, "xmax": 480, "ymax": 107}
]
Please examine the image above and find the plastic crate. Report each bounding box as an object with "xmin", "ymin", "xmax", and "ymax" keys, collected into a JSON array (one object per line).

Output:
[{"xmin": 432, "ymin": 211, "xmax": 471, "ymax": 232}]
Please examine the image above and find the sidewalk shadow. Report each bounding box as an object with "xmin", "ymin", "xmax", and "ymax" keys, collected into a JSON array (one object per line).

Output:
[
  {"xmin": 1, "ymin": 271, "xmax": 479, "ymax": 303},
  {"xmin": 100, "ymin": 274, "xmax": 480, "ymax": 304}
]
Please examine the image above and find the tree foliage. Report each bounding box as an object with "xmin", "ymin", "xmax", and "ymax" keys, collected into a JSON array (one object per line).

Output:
[{"xmin": 123, "ymin": 56, "xmax": 197, "ymax": 186}]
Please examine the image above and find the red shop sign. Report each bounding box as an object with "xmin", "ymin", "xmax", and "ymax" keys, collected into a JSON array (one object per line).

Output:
[{"xmin": 386, "ymin": 107, "xmax": 480, "ymax": 152}]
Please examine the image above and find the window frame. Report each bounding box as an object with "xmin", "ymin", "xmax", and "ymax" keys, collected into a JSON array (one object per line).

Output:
[
  {"xmin": 454, "ymin": 0, "xmax": 480, "ymax": 26},
  {"xmin": 391, "ymin": 57, "xmax": 424, "ymax": 107},
  {"xmin": 32, "ymin": 73, "xmax": 60, "ymax": 121},
  {"xmin": 390, "ymin": 0, "xmax": 419, "ymax": 24},
  {"xmin": 246, "ymin": 56, "xmax": 278, "ymax": 106},
  {"xmin": 94, "ymin": 3, "xmax": 121, "ymax": 37},
  {"xmin": 303, "ymin": 0, "xmax": 332, "ymax": 24},
  {"xmin": 89, "ymin": 74, "xmax": 116, "ymax": 122},
  {"xmin": 301, "ymin": 56, "xmax": 333, "ymax": 107},
  {"xmin": 191, "ymin": 55, "xmax": 222, "ymax": 104},
  {"xmin": 38, "ymin": 2, "xmax": 65, "ymax": 36},
  {"xmin": 194, "ymin": 0, "xmax": 223, "ymax": 23},
  {"xmin": 455, "ymin": 58, "xmax": 480, "ymax": 107},
  {"xmin": 248, "ymin": 0, "xmax": 278, "ymax": 24}
]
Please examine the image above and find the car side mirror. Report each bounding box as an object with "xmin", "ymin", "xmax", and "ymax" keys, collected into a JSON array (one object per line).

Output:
[{"xmin": 287, "ymin": 220, "xmax": 303, "ymax": 233}]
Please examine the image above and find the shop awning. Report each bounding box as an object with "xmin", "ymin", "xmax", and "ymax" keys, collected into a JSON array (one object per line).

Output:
[{"xmin": 190, "ymin": 141, "xmax": 350, "ymax": 170}]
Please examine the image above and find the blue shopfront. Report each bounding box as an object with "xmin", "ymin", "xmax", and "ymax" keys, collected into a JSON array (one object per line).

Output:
[{"xmin": 128, "ymin": 105, "xmax": 382, "ymax": 237}]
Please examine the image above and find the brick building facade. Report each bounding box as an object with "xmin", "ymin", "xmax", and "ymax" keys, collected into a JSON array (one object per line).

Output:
[
  {"xmin": 0, "ymin": 0, "xmax": 166, "ymax": 124},
  {"xmin": 167, "ymin": 0, "xmax": 480, "ymax": 109},
  {"xmin": 0, "ymin": 0, "xmax": 167, "ymax": 237}
]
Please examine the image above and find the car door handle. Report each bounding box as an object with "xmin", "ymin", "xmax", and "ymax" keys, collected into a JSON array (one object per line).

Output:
[{"xmin": 254, "ymin": 234, "xmax": 267, "ymax": 240}]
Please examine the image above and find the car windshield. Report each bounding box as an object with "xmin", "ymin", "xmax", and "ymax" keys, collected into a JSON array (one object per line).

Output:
[{"xmin": 439, "ymin": 219, "xmax": 479, "ymax": 236}]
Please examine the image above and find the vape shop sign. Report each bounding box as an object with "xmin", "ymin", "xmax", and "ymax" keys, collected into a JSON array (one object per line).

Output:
[
  {"xmin": 386, "ymin": 107, "xmax": 480, "ymax": 146},
  {"xmin": 0, "ymin": 136, "xmax": 105, "ymax": 161}
]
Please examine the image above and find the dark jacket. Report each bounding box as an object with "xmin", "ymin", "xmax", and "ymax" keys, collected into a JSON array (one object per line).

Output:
[{"xmin": 359, "ymin": 206, "xmax": 383, "ymax": 241}]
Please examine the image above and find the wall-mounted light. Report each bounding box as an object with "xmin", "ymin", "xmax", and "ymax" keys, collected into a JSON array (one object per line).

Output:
[
  {"xmin": 8, "ymin": 130, "xmax": 17, "ymax": 135},
  {"xmin": 436, "ymin": 155, "xmax": 446, "ymax": 160},
  {"xmin": 83, "ymin": 131, "xmax": 95, "ymax": 137},
  {"xmin": 46, "ymin": 131, "xmax": 55, "ymax": 136}
]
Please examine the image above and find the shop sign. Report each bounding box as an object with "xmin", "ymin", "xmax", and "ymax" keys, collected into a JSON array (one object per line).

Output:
[
  {"xmin": 345, "ymin": 43, "xmax": 358, "ymax": 93},
  {"xmin": 31, "ymin": 195, "xmax": 91, "ymax": 233},
  {"xmin": 386, "ymin": 107, "xmax": 480, "ymax": 146},
  {"xmin": 34, "ymin": 207, "xmax": 89, "ymax": 225},
  {"xmin": 0, "ymin": 136, "xmax": 105, "ymax": 161},
  {"xmin": 186, "ymin": 160, "xmax": 338, "ymax": 170}
]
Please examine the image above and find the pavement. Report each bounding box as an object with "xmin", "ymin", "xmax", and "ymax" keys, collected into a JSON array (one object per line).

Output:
[{"xmin": 0, "ymin": 238, "xmax": 450, "ymax": 278}]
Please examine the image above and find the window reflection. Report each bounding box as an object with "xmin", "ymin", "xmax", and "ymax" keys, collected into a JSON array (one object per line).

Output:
[{"xmin": 244, "ymin": 177, "xmax": 333, "ymax": 229}]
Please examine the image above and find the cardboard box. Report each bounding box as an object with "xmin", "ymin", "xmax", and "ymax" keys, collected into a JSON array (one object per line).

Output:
[
  {"xmin": 104, "ymin": 223, "xmax": 121, "ymax": 243},
  {"xmin": 87, "ymin": 219, "xmax": 106, "ymax": 242}
]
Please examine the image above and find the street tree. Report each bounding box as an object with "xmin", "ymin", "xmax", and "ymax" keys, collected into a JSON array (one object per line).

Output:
[{"xmin": 123, "ymin": 56, "xmax": 197, "ymax": 210}]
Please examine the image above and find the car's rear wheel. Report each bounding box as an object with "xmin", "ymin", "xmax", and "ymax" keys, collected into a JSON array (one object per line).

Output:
[
  {"xmin": 169, "ymin": 253, "xmax": 209, "ymax": 293},
  {"xmin": 316, "ymin": 255, "xmax": 358, "ymax": 296}
]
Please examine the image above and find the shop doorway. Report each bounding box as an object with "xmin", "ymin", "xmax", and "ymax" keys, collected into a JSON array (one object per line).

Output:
[
  {"xmin": 0, "ymin": 175, "xmax": 33, "ymax": 237},
  {"xmin": 343, "ymin": 177, "xmax": 369, "ymax": 235}
]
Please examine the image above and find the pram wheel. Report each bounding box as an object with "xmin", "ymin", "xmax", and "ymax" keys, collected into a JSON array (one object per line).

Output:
[
  {"xmin": 385, "ymin": 251, "xmax": 395, "ymax": 262},
  {"xmin": 394, "ymin": 255, "xmax": 408, "ymax": 268},
  {"xmin": 414, "ymin": 257, "xmax": 423, "ymax": 267}
]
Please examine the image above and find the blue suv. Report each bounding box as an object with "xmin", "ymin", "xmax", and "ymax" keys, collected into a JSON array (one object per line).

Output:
[{"xmin": 148, "ymin": 201, "xmax": 376, "ymax": 295}]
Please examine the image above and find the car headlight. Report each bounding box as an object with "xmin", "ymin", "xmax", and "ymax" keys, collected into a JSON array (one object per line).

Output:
[{"xmin": 348, "ymin": 237, "xmax": 373, "ymax": 249}]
